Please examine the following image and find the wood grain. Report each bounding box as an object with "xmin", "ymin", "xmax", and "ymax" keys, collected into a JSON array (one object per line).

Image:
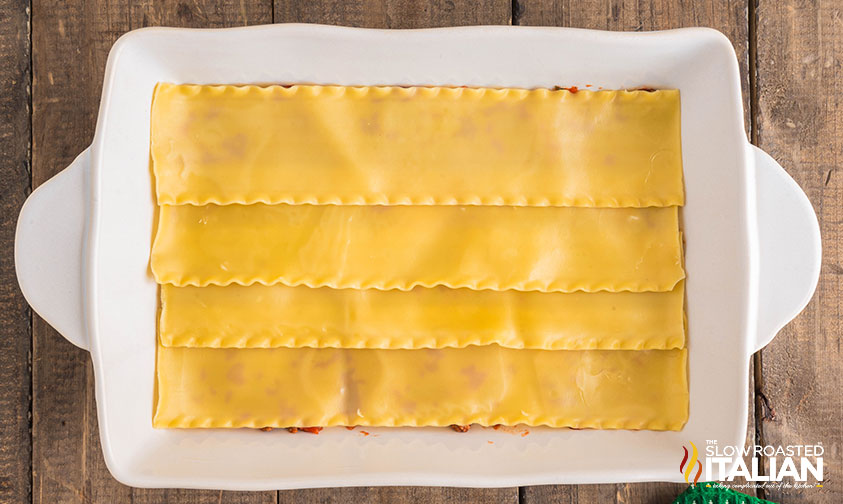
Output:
[
  {"xmin": 130, "ymin": 0, "xmax": 271, "ymax": 28},
  {"xmin": 31, "ymin": 0, "xmax": 100, "ymax": 501},
  {"xmin": 30, "ymin": 1, "xmax": 274, "ymax": 503},
  {"xmin": 279, "ymin": 487, "xmax": 516, "ymax": 504},
  {"xmin": 516, "ymin": 1, "xmax": 754, "ymax": 502},
  {"xmin": 274, "ymin": 1, "xmax": 516, "ymax": 502},
  {"xmin": 755, "ymin": 1, "xmax": 842, "ymax": 502},
  {"xmin": 521, "ymin": 484, "xmax": 617, "ymax": 504},
  {"xmin": 0, "ymin": 0, "xmax": 32, "ymax": 503},
  {"xmin": 274, "ymin": 0, "xmax": 511, "ymax": 27}
]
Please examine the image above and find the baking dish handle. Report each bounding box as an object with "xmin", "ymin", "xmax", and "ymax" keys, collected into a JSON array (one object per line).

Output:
[
  {"xmin": 751, "ymin": 144, "xmax": 821, "ymax": 353},
  {"xmin": 15, "ymin": 147, "xmax": 90, "ymax": 351}
]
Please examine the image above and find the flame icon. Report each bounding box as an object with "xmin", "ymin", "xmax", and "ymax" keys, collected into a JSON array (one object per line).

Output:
[{"xmin": 679, "ymin": 441, "xmax": 702, "ymax": 485}]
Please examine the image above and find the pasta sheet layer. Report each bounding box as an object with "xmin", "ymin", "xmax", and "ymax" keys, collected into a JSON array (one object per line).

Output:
[
  {"xmin": 151, "ymin": 84, "xmax": 683, "ymax": 207},
  {"xmin": 160, "ymin": 282, "xmax": 686, "ymax": 350},
  {"xmin": 150, "ymin": 204, "xmax": 685, "ymax": 292},
  {"xmin": 154, "ymin": 345, "xmax": 688, "ymax": 430}
]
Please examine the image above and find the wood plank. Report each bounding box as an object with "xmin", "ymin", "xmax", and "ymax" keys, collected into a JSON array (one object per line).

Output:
[
  {"xmin": 31, "ymin": 0, "xmax": 102, "ymax": 500},
  {"xmin": 274, "ymin": 1, "xmax": 513, "ymax": 502},
  {"xmin": 755, "ymin": 1, "xmax": 842, "ymax": 503},
  {"xmin": 521, "ymin": 483, "xmax": 617, "ymax": 504},
  {"xmin": 274, "ymin": 0, "xmax": 511, "ymax": 27},
  {"xmin": 0, "ymin": 0, "xmax": 32, "ymax": 503},
  {"xmin": 517, "ymin": 2, "xmax": 753, "ymax": 502},
  {"xmin": 31, "ymin": 1, "xmax": 274, "ymax": 503},
  {"xmin": 130, "ymin": 0, "xmax": 271, "ymax": 28},
  {"xmin": 279, "ymin": 487, "xmax": 516, "ymax": 504}
]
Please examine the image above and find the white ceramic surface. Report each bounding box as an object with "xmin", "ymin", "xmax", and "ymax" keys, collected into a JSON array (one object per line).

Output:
[{"xmin": 14, "ymin": 25, "xmax": 821, "ymax": 490}]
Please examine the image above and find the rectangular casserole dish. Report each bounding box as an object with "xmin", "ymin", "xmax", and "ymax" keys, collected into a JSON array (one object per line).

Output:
[{"xmin": 14, "ymin": 24, "xmax": 821, "ymax": 489}]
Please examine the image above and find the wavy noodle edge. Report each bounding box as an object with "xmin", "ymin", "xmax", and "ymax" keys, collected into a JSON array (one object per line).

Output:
[
  {"xmin": 155, "ymin": 192, "xmax": 686, "ymax": 208},
  {"xmin": 159, "ymin": 330, "xmax": 686, "ymax": 351},
  {"xmin": 152, "ymin": 415, "xmax": 688, "ymax": 431},
  {"xmin": 152, "ymin": 272, "xmax": 686, "ymax": 293},
  {"xmin": 156, "ymin": 82, "xmax": 679, "ymax": 101}
]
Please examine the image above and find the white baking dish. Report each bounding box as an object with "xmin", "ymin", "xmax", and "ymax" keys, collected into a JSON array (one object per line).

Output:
[{"xmin": 15, "ymin": 25, "xmax": 821, "ymax": 490}]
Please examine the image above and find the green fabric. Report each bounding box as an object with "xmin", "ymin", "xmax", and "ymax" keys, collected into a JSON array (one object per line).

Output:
[{"xmin": 672, "ymin": 483, "xmax": 776, "ymax": 504}]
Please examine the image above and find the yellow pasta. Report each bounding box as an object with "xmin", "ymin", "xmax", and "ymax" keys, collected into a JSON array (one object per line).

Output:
[
  {"xmin": 160, "ymin": 282, "xmax": 686, "ymax": 350},
  {"xmin": 154, "ymin": 345, "xmax": 688, "ymax": 430},
  {"xmin": 149, "ymin": 82, "xmax": 689, "ymax": 433},
  {"xmin": 151, "ymin": 84, "xmax": 683, "ymax": 207},
  {"xmin": 150, "ymin": 204, "xmax": 685, "ymax": 292}
]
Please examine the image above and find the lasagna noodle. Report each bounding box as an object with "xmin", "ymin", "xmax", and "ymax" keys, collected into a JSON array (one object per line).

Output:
[
  {"xmin": 150, "ymin": 204, "xmax": 685, "ymax": 292},
  {"xmin": 154, "ymin": 345, "xmax": 688, "ymax": 430},
  {"xmin": 159, "ymin": 282, "xmax": 686, "ymax": 350},
  {"xmin": 151, "ymin": 84, "xmax": 683, "ymax": 207}
]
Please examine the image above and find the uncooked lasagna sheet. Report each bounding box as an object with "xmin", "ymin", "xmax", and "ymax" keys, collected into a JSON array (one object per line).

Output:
[
  {"xmin": 150, "ymin": 204, "xmax": 685, "ymax": 292},
  {"xmin": 151, "ymin": 84, "xmax": 683, "ymax": 207},
  {"xmin": 159, "ymin": 282, "xmax": 686, "ymax": 350},
  {"xmin": 154, "ymin": 345, "xmax": 688, "ymax": 430}
]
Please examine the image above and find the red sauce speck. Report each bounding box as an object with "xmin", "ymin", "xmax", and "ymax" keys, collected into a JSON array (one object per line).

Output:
[
  {"xmin": 301, "ymin": 427, "xmax": 323, "ymax": 435},
  {"xmin": 260, "ymin": 427, "xmax": 273, "ymax": 432},
  {"xmin": 487, "ymin": 441, "xmax": 494, "ymax": 445},
  {"xmin": 360, "ymin": 431, "xmax": 370, "ymax": 436},
  {"xmin": 521, "ymin": 430, "xmax": 530, "ymax": 437},
  {"xmin": 492, "ymin": 424, "xmax": 502, "ymax": 430},
  {"xmin": 552, "ymin": 86, "xmax": 579, "ymax": 93},
  {"xmin": 345, "ymin": 426, "xmax": 356, "ymax": 431},
  {"xmin": 287, "ymin": 427, "xmax": 298, "ymax": 433}
]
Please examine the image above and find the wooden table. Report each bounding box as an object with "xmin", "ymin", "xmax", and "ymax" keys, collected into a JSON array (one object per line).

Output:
[{"xmin": 0, "ymin": 1, "xmax": 839, "ymax": 502}]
